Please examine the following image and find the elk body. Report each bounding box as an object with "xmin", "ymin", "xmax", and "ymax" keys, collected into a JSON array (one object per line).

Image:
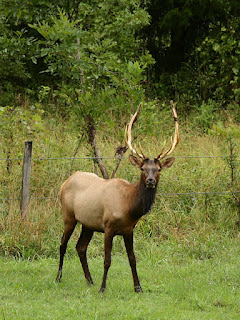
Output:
[{"xmin": 56, "ymin": 101, "xmax": 179, "ymax": 293}]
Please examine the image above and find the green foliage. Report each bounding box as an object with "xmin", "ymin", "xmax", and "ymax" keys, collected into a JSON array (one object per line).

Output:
[
  {"xmin": 0, "ymin": 0, "xmax": 153, "ymax": 109},
  {"xmin": 30, "ymin": 10, "xmax": 80, "ymax": 81},
  {"xmin": 0, "ymin": 106, "xmax": 45, "ymax": 147},
  {"xmin": 194, "ymin": 100, "xmax": 219, "ymax": 132},
  {"xmin": 27, "ymin": 3, "xmax": 154, "ymax": 134},
  {"xmin": 1, "ymin": 0, "xmax": 240, "ymax": 110},
  {"xmin": 209, "ymin": 123, "xmax": 240, "ymax": 138},
  {"xmin": 0, "ymin": 29, "xmax": 33, "ymax": 80},
  {"xmin": 143, "ymin": 1, "xmax": 240, "ymax": 108},
  {"xmin": 0, "ymin": 26, "xmax": 37, "ymax": 104},
  {"xmin": 30, "ymin": 3, "xmax": 152, "ymax": 86},
  {"xmin": 155, "ymin": 16, "xmax": 240, "ymax": 106},
  {"xmin": 143, "ymin": 0, "xmax": 232, "ymax": 74},
  {"xmin": 194, "ymin": 18, "xmax": 240, "ymax": 103}
]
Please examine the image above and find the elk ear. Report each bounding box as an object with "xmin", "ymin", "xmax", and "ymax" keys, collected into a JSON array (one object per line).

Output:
[
  {"xmin": 129, "ymin": 155, "xmax": 142, "ymax": 168},
  {"xmin": 161, "ymin": 157, "xmax": 175, "ymax": 169}
]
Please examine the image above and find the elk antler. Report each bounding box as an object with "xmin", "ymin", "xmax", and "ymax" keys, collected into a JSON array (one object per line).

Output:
[
  {"xmin": 156, "ymin": 100, "xmax": 179, "ymax": 160},
  {"xmin": 124, "ymin": 103, "xmax": 145, "ymax": 159}
]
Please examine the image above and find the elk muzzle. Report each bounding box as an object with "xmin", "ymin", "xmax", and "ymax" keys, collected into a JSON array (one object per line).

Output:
[{"xmin": 146, "ymin": 177, "xmax": 156, "ymax": 188}]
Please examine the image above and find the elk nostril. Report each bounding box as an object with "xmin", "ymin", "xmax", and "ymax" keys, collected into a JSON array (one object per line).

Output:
[{"xmin": 146, "ymin": 178, "xmax": 155, "ymax": 186}]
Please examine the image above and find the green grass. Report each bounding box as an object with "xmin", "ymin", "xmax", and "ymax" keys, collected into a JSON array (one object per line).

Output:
[
  {"xmin": 0, "ymin": 105, "xmax": 240, "ymax": 319},
  {"xmin": 1, "ymin": 239, "xmax": 240, "ymax": 320}
]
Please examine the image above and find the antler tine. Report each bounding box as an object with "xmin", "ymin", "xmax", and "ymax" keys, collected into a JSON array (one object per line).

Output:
[
  {"xmin": 124, "ymin": 103, "xmax": 145, "ymax": 159},
  {"xmin": 138, "ymin": 142, "xmax": 146, "ymax": 159},
  {"xmin": 156, "ymin": 140, "xmax": 166, "ymax": 159},
  {"xmin": 156, "ymin": 100, "xmax": 179, "ymax": 160}
]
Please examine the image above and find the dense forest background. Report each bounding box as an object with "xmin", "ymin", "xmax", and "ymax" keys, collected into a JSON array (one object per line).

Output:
[{"xmin": 1, "ymin": 0, "xmax": 240, "ymax": 111}]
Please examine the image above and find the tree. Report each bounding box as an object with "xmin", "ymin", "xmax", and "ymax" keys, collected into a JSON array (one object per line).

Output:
[
  {"xmin": 29, "ymin": 1, "xmax": 154, "ymax": 177},
  {"xmin": 143, "ymin": 0, "xmax": 239, "ymax": 74},
  {"xmin": 141, "ymin": 0, "xmax": 240, "ymax": 104}
]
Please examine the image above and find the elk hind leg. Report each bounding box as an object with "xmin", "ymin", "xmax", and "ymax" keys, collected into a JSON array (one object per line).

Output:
[
  {"xmin": 76, "ymin": 226, "xmax": 94, "ymax": 285},
  {"xmin": 99, "ymin": 229, "xmax": 114, "ymax": 293},
  {"xmin": 56, "ymin": 220, "xmax": 77, "ymax": 282}
]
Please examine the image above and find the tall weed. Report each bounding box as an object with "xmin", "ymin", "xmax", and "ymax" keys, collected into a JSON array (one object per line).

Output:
[{"xmin": 0, "ymin": 111, "xmax": 239, "ymax": 259}]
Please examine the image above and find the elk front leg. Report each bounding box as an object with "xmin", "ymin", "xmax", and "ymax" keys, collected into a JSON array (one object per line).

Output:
[
  {"xmin": 99, "ymin": 229, "xmax": 114, "ymax": 293},
  {"xmin": 76, "ymin": 226, "xmax": 94, "ymax": 285},
  {"xmin": 124, "ymin": 232, "xmax": 143, "ymax": 293}
]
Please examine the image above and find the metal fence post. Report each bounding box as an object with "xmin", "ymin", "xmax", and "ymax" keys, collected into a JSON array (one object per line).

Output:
[{"xmin": 20, "ymin": 141, "xmax": 32, "ymax": 219}]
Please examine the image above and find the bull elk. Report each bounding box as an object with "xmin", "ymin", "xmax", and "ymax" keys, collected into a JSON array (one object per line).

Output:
[{"xmin": 56, "ymin": 101, "xmax": 179, "ymax": 293}]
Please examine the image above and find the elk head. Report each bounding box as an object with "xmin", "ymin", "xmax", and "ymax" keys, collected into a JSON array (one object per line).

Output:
[{"xmin": 125, "ymin": 101, "xmax": 179, "ymax": 189}]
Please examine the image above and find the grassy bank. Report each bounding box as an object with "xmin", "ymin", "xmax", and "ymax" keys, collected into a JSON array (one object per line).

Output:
[
  {"xmin": 1, "ymin": 238, "xmax": 240, "ymax": 320},
  {"xmin": 0, "ymin": 118, "xmax": 240, "ymax": 258},
  {"xmin": 0, "ymin": 106, "xmax": 240, "ymax": 319}
]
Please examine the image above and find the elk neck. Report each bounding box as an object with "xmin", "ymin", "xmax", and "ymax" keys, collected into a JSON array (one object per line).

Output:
[{"xmin": 129, "ymin": 173, "xmax": 158, "ymax": 221}]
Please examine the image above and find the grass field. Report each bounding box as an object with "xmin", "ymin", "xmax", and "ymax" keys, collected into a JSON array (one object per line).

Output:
[
  {"xmin": 0, "ymin": 104, "xmax": 240, "ymax": 319},
  {"xmin": 1, "ymin": 237, "xmax": 240, "ymax": 320}
]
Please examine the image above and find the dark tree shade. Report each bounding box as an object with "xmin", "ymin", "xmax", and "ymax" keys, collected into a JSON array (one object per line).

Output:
[{"xmin": 142, "ymin": 0, "xmax": 240, "ymax": 76}]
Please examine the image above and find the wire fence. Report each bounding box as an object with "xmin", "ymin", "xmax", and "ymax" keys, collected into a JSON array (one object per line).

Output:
[
  {"xmin": 1, "ymin": 191, "xmax": 239, "ymax": 202},
  {"xmin": 1, "ymin": 154, "xmax": 239, "ymax": 161},
  {"xmin": 1, "ymin": 153, "xmax": 240, "ymax": 203}
]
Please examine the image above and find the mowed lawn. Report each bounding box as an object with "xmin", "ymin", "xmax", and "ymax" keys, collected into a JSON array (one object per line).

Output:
[{"xmin": 1, "ymin": 239, "xmax": 240, "ymax": 320}]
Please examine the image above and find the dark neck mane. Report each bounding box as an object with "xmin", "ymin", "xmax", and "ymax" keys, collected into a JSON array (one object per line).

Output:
[{"xmin": 130, "ymin": 178, "xmax": 158, "ymax": 220}]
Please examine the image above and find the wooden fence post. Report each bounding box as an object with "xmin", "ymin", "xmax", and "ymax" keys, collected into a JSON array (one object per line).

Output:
[{"xmin": 20, "ymin": 141, "xmax": 32, "ymax": 219}]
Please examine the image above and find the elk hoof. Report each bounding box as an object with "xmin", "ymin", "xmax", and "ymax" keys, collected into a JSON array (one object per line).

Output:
[
  {"xmin": 87, "ymin": 279, "xmax": 94, "ymax": 286},
  {"xmin": 56, "ymin": 270, "xmax": 62, "ymax": 283},
  {"xmin": 134, "ymin": 285, "xmax": 143, "ymax": 293},
  {"xmin": 99, "ymin": 287, "xmax": 106, "ymax": 294}
]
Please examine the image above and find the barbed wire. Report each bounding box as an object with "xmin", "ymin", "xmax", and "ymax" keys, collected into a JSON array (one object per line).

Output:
[
  {"xmin": 1, "ymin": 153, "xmax": 239, "ymax": 202},
  {"xmin": 1, "ymin": 190, "xmax": 240, "ymax": 201},
  {"xmin": 157, "ymin": 191, "xmax": 240, "ymax": 196},
  {"xmin": 0, "ymin": 155, "xmax": 240, "ymax": 162}
]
